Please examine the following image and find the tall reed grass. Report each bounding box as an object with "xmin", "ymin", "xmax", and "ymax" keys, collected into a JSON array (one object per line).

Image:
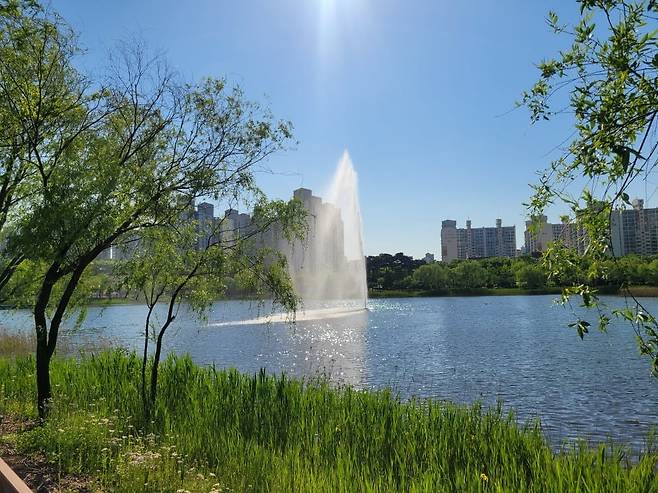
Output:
[
  {"xmin": 0, "ymin": 351, "xmax": 656, "ymax": 492},
  {"xmin": 0, "ymin": 331, "xmax": 34, "ymax": 357}
]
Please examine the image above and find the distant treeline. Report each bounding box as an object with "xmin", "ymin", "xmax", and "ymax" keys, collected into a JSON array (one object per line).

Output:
[
  {"xmin": 80, "ymin": 254, "xmax": 658, "ymax": 301},
  {"xmin": 366, "ymin": 253, "xmax": 658, "ymax": 293}
]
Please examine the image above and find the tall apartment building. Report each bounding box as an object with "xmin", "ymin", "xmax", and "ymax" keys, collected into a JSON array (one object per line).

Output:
[
  {"xmin": 441, "ymin": 219, "xmax": 516, "ymax": 262},
  {"xmin": 288, "ymin": 188, "xmax": 345, "ymax": 274},
  {"xmin": 95, "ymin": 198, "xmax": 255, "ymax": 260},
  {"xmin": 523, "ymin": 200, "xmax": 658, "ymax": 257},
  {"xmin": 257, "ymin": 187, "xmax": 358, "ymax": 299},
  {"xmin": 187, "ymin": 201, "xmax": 256, "ymax": 251},
  {"xmin": 523, "ymin": 215, "xmax": 587, "ymax": 255},
  {"xmin": 610, "ymin": 199, "xmax": 658, "ymax": 256},
  {"xmin": 259, "ymin": 188, "xmax": 346, "ymax": 273},
  {"xmin": 221, "ymin": 208, "xmax": 253, "ymax": 246},
  {"xmin": 196, "ymin": 201, "xmax": 215, "ymax": 250},
  {"xmin": 440, "ymin": 220, "xmax": 458, "ymax": 263},
  {"xmin": 189, "ymin": 202, "xmax": 254, "ymax": 251}
]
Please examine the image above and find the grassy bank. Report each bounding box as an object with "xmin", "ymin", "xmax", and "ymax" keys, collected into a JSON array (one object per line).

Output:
[
  {"xmin": 368, "ymin": 285, "xmax": 658, "ymax": 298},
  {"xmin": 625, "ymin": 285, "xmax": 658, "ymax": 297},
  {"xmin": 368, "ymin": 287, "xmax": 564, "ymax": 298},
  {"xmin": 0, "ymin": 352, "xmax": 657, "ymax": 492}
]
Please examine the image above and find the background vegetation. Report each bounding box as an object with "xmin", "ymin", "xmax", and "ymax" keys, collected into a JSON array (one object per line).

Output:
[{"xmin": 367, "ymin": 252, "xmax": 658, "ymax": 294}]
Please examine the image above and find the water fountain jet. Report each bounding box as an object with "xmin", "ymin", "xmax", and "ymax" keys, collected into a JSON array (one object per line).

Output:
[
  {"xmin": 210, "ymin": 151, "xmax": 367, "ymax": 326},
  {"xmin": 288, "ymin": 150, "xmax": 367, "ymax": 312}
]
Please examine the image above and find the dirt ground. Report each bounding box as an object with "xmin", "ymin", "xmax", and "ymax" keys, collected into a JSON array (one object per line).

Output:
[{"xmin": 0, "ymin": 414, "xmax": 92, "ymax": 493}]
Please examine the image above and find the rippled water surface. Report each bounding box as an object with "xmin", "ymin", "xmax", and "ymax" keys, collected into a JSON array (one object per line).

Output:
[{"xmin": 2, "ymin": 295, "xmax": 657, "ymax": 449}]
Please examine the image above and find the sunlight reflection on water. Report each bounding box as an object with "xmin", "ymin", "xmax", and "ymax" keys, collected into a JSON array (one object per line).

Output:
[{"xmin": 1, "ymin": 295, "xmax": 657, "ymax": 450}]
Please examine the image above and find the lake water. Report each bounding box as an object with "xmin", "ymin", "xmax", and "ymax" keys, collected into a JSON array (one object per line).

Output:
[{"xmin": 1, "ymin": 295, "xmax": 657, "ymax": 450}]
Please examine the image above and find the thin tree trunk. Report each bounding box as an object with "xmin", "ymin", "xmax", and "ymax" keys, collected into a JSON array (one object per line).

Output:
[
  {"xmin": 34, "ymin": 268, "xmax": 56, "ymax": 419},
  {"xmin": 33, "ymin": 263, "xmax": 85, "ymax": 418},
  {"xmin": 35, "ymin": 337, "xmax": 51, "ymax": 419},
  {"xmin": 141, "ymin": 304, "xmax": 155, "ymax": 414},
  {"xmin": 149, "ymin": 318, "xmax": 172, "ymax": 405},
  {"xmin": 149, "ymin": 267, "xmax": 198, "ymax": 405}
]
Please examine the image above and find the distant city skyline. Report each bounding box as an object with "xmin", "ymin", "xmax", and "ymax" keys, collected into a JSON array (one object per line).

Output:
[{"xmin": 49, "ymin": 1, "xmax": 658, "ymax": 258}]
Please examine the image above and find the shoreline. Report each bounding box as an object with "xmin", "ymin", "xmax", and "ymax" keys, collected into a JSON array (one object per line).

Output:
[
  {"xmin": 368, "ymin": 285, "xmax": 658, "ymax": 298},
  {"xmin": 2, "ymin": 285, "xmax": 657, "ymax": 310}
]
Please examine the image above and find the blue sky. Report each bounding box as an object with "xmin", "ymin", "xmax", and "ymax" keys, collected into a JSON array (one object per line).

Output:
[{"xmin": 52, "ymin": 0, "xmax": 588, "ymax": 257}]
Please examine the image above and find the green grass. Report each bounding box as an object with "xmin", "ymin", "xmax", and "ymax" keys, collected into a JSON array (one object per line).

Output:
[
  {"xmin": 367, "ymin": 285, "xmax": 658, "ymax": 299},
  {"xmin": 368, "ymin": 287, "xmax": 564, "ymax": 298},
  {"xmin": 1, "ymin": 351, "xmax": 657, "ymax": 492}
]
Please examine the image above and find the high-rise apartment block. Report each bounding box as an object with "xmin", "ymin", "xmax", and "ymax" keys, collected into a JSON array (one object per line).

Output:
[
  {"xmin": 610, "ymin": 199, "xmax": 658, "ymax": 256},
  {"xmin": 441, "ymin": 219, "xmax": 516, "ymax": 262},
  {"xmin": 524, "ymin": 200, "xmax": 658, "ymax": 257},
  {"xmin": 523, "ymin": 215, "xmax": 587, "ymax": 255},
  {"xmin": 196, "ymin": 201, "xmax": 215, "ymax": 250},
  {"xmin": 262, "ymin": 188, "xmax": 346, "ymax": 275},
  {"xmin": 257, "ymin": 187, "xmax": 367, "ymax": 300}
]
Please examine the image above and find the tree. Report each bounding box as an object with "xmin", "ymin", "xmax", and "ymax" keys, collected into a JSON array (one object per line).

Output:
[
  {"xmin": 646, "ymin": 258, "xmax": 658, "ymax": 285},
  {"xmin": 449, "ymin": 261, "xmax": 487, "ymax": 290},
  {"xmin": 0, "ymin": 0, "xmax": 90, "ymax": 299},
  {"xmin": 3, "ymin": 2, "xmax": 295, "ymax": 416},
  {"xmin": 523, "ymin": 0, "xmax": 658, "ymax": 375},
  {"xmin": 478, "ymin": 258, "xmax": 516, "ymax": 288},
  {"xmin": 411, "ymin": 263, "xmax": 449, "ymax": 291},
  {"xmin": 120, "ymin": 200, "xmax": 305, "ymax": 415},
  {"xmin": 366, "ymin": 253, "xmax": 425, "ymax": 290},
  {"xmin": 515, "ymin": 264, "xmax": 548, "ymax": 290}
]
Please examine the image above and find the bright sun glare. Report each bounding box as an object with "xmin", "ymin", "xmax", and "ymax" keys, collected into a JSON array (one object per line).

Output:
[{"xmin": 316, "ymin": 0, "xmax": 368, "ymax": 62}]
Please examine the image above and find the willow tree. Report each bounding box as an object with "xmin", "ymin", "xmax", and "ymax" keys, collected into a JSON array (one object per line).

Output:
[
  {"xmin": 0, "ymin": 0, "xmax": 95, "ymax": 298},
  {"xmin": 119, "ymin": 199, "xmax": 305, "ymax": 416},
  {"xmin": 523, "ymin": 0, "xmax": 658, "ymax": 375},
  {"xmin": 3, "ymin": 4, "xmax": 295, "ymax": 417}
]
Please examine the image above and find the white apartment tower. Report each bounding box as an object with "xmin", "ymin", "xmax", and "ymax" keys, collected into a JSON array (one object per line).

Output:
[
  {"xmin": 610, "ymin": 199, "xmax": 658, "ymax": 256},
  {"xmin": 441, "ymin": 219, "xmax": 516, "ymax": 262},
  {"xmin": 523, "ymin": 215, "xmax": 587, "ymax": 255}
]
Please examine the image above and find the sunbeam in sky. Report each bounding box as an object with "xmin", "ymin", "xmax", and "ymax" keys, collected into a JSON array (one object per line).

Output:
[{"xmin": 316, "ymin": 0, "xmax": 369, "ymax": 68}]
